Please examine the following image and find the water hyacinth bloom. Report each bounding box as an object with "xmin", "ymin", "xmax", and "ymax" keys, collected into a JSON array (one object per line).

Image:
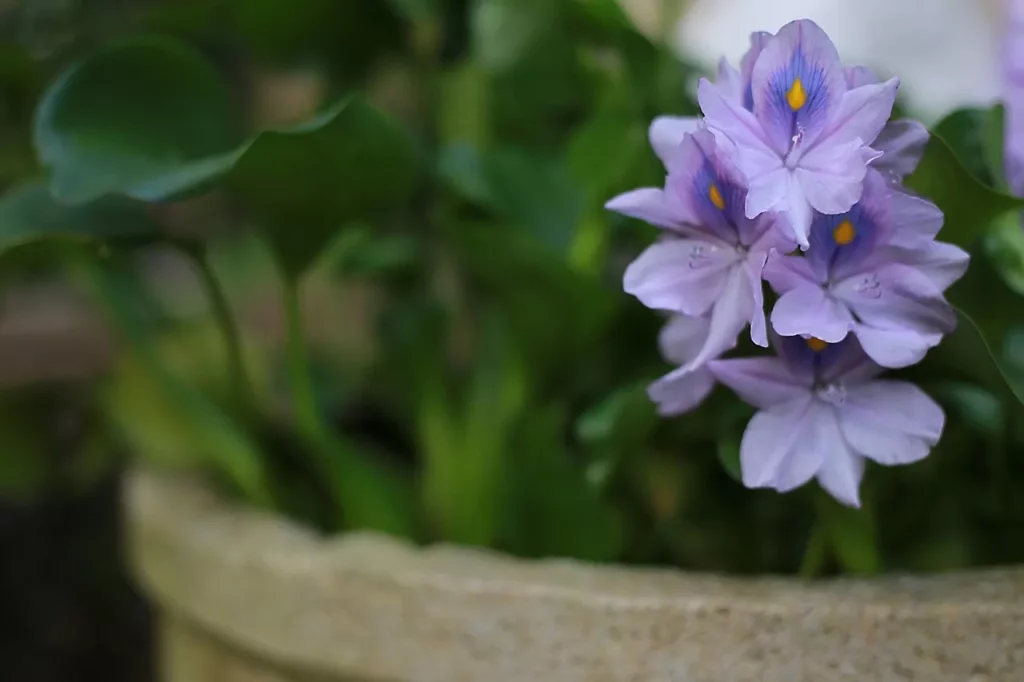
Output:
[
  {"xmin": 647, "ymin": 314, "xmax": 718, "ymax": 416},
  {"xmin": 607, "ymin": 129, "xmax": 794, "ymax": 369},
  {"xmin": 699, "ymin": 19, "xmax": 899, "ymax": 248},
  {"xmin": 709, "ymin": 336, "xmax": 945, "ymax": 507},
  {"xmin": 1004, "ymin": 0, "xmax": 1024, "ymax": 195},
  {"xmin": 764, "ymin": 171, "xmax": 968, "ymax": 368}
]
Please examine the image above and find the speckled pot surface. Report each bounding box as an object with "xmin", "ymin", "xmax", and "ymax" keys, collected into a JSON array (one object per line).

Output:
[{"xmin": 126, "ymin": 468, "xmax": 1024, "ymax": 682}]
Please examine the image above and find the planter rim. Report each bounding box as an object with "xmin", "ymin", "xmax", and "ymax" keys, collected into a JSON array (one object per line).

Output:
[{"xmin": 127, "ymin": 467, "xmax": 1024, "ymax": 682}]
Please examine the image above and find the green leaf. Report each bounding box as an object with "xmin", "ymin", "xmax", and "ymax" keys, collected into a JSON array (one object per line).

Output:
[
  {"xmin": 224, "ymin": 98, "xmax": 422, "ymax": 276},
  {"xmin": 471, "ymin": 0, "xmax": 556, "ymax": 72},
  {"xmin": 0, "ymin": 399, "xmax": 50, "ymax": 502},
  {"xmin": 310, "ymin": 431, "xmax": 420, "ymax": 538},
  {"xmin": 0, "ymin": 182, "xmax": 160, "ymax": 258},
  {"xmin": 386, "ymin": 0, "xmax": 438, "ymax": 21},
  {"xmin": 576, "ymin": 382, "xmax": 657, "ymax": 454},
  {"xmin": 76, "ymin": 254, "xmax": 273, "ymax": 505},
  {"xmin": 932, "ymin": 254, "xmax": 1024, "ymax": 408},
  {"xmin": 34, "ymin": 37, "xmax": 242, "ymax": 204},
  {"xmin": 931, "ymin": 107, "xmax": 1002, "ymax": 187},
  {"xmin": 439, "ymin": 144, "xmax": 583, "ymax": 253},
  {"xmin": 818, "ymin": 493, "xmax": 880, "ymax": 575},
  {"xmin": 905, "ymin": 131, "xmax": 1024, "ymax": 248},
  {"xmin": 501, "ymin": 406, "xmax": 623, "ymax": 561}
]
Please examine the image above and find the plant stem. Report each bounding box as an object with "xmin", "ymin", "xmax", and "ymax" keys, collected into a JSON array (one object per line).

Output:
[
  {"xmin": 281, "ymin": 274, "xmax": 325, "ymax": 440},
  {"xmin": 798, "ymin": 521, "xmax": 829, "ymax": 579},
  {"xmin": 189, "ymin": 244, "xmax": 254, "ymax": 413}
]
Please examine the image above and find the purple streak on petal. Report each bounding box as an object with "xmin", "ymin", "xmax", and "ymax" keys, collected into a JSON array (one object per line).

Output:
[
  {"xmin": 658, "ymin": 314, "xmax": 712, "ymax": 365},
  {"xmin": 839, "ymin": 380, "xmax": 944, "ymax": 465},
  {"xmin": 806, "ymin": 170, "xmax": 887, "ymax": 279},
  {"xmin": 819, "ymin": 336, "xmax": 881, "ymax": 384},
  {"xmin": 647, "ymin": 365, "xmax": 716, "ymax": 416},
  {"xmin": 886, "ymin": 187, "xmax": 944, "ymax": 247},
  {"xmin": 762, "ymin": 252, "xmax": 817, "ymax": 293},
  {"xmin": 649, "ymin": 116, "xmax": 702, "ymax": 167},
  {"xmin": 814, "ymin": 434, "xmax": 863, "ymax": 507},
  {"xmin": 775, "ymin": 334, "xmax": 860, "ymax": 382},
  {"xmin": 771, "ymin": 285, "xmax": 854, "ymax": 343},
  {"xmin": 683, "ymin": 266, "xmax": 754, "ymax": 370},
  {"xmin": 751, "ymin": 20, "xmax": 845, "ymax": 157},
  {"xmin": 667, "ymin": 130, "xmax": 748, "ymax": 244},
  {"xmin": 739, "ymin": 396, "xmax": 825, "ymax": 492},
  {"xmin": 740, "ymin": 31, "xmax": 774, "ymax": 110},
  {"xmin": 623, "ymin": 239, "xmax": 736, "ymax": 315},
  {"xmin": 873, "ymin": 120, "xmax": 929, "ymax": 181},
  {"xmin": 852, "ymin": 324, "xmax": 941, "ymax": 368},
  {"xmin": 605, "ymin": 187, "xmax": 696, "ymax": 232},
  {"xmin": 709, "ymin": 356, "xmax": 810, "ymax": 410}
]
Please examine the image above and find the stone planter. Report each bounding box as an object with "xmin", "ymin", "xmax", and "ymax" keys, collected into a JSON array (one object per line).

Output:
[{"xmin": 127, "ymin": 468, "xmax": 1024, "ymax": 682}]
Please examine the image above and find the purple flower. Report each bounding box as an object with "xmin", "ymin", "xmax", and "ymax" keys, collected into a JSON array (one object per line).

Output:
[
  {"xmin": 844, "ymin": 66, "xmax": 930, "ymax": 182},
  {"xmin": 709, "ymin": 336, "xmax": 944, "ymax": 507},
  {"xmin": 1004, "ymin": 0, "xmax": 1024, "ymax": 195},
  {"xmin": 647, "ymin": 315, "xmax": 718, "ymax": 416},
  {"xmin": 698, "ymin": 19, "xmax": 899, "ymax": 248},
  {"xmin": 608, "ymin": 129, "xmax": 794, "ymax": 369},
  {"xmin": 764, "ymin": 171, "xmax": 968, "ymax": 368},
  {"xmin": 649, "ymin": 31, "xmax": 773, "ymax": 165}
]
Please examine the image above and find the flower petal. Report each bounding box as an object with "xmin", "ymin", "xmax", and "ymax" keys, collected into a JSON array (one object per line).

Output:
[
  {"xmin": 762, "ymin": 251, "xmax": 817, "ymax": 292},
  {"xmin": 709, "ymin": 357, "xmax": 809, "ymax": 410},
  {"xmin": 666, "ymin": 129, "xmax": 748, "ymax": 244},
  {"xmin": 623, "ymin": 239, "xmax": 735, "ymax": 315},
  {"xmin": 886, "ymin": 187, "xmax": 944, "ymax": 247},
  {"xmin": 794, "ymin": 137, "xmax": 870, "ymax": 217},
  {"xmin": 844, "ymin": 65, "xmax": 877, "ymax": 88},
  {"xmin": 715, "ymin": 57, "xmax": 744, "ymax": 105},
  {"xmin": 839, "ymin": 380, "xmax": 944, "ymax": 465},
  {"xmin": 873, "ymin": 119, "xmax": 929, "ymax": 181},
  {"xmin": 648, "ymin": 365, "xmax": 716, "ymax": 416},
  {"xmin": 771, "ymin": 285, "xmax": 854, "ymax": 343},
  {"xmin": 750, "ymin": 19, "xmax": 846, "ymax": 156},
  {"xmin": 814, "ymin": 435, "xmax": 864, "ymax": 508},
  {"xmin": 739, "ymin": 396, "xmax": 827, "ymax": 493},
  {"xmin": 746, "ymin": 252, "xmax": 769, "ymax": 347},
  {"xmin": 658, "ymin": 314, "xmax": 712, "ymax": 366},
  {"xmin": 683, "ymin": 266, "xmax": 753, "ymax": 370},
  {"xmin": 852, "ymin": 324, "xmax": 941, "ymax": 369},
  {"xmin": 818, "ymin": 78, "xmax": 899, "ymax": 149},
  {"xmin": 834, "ymin": 262, "xmax": 957, "ymax": 335},
  {"xmin": 887, "ymin": 241, "xmax": 969, "ymax": 292},
  {"xmin": 606, "ymin": 187, "xmax": 694, "ymax": 232},
  {"xmin": 649, "ymin": 116, "xmax": 702, "ymax": 167},
  {"xmin": 699, "ymin": 78, "xmax": 784, "ymax": 188},
  {"xmin": 739, "ymin": 31, "xmax": 774, "ymax": 110}
]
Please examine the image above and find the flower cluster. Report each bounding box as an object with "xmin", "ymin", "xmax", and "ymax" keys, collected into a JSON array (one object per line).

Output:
[{"xmin": 607, "ymin": 19, "xmax": 969, "ymax": 507}]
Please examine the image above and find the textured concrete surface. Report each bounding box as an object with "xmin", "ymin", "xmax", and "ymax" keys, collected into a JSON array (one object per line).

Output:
[{"xmin": 127, "ymin": 469, "xmax": 1024, "ymax": 682}]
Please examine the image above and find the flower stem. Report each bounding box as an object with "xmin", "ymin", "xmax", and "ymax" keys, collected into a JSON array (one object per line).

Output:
[
  {"xmin": 281, "ymin": 274, "xmax": 325, "ymax": 440},
  {"xmin": 190, "ymin": 244, "xmax": 254, "ymax": 413},
  {"xmin": 798, "ymin": 521, "xmax": 829, "ymax": 578}
]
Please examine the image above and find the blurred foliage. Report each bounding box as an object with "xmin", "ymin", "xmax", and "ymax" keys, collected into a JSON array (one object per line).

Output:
[{"xmin": 0, "ymin": 0, "xmax": 1022, "ymax": 578}]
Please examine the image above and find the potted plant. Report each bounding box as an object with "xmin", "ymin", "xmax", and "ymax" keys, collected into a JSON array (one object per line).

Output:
[{"xmin": 3, "ymin": 1, "xmax": 1024, "ymax": 681}]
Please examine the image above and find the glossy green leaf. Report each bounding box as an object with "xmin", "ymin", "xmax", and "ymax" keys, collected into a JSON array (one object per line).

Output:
[
  {"xmin": 34, "ymin": 38, "xmax": 242, "ymax": 204},
  {"xmin": 225, "ymin": 98, "xmax": 422, "ymax": 276},
  {"xmin": 932, "ymin": 107, "xmax": 1001, "ymax": 187},
  {"xmin": 905, "ymin": 131, "xmax": 1024, "ymax": 248},
  {"xmin": 0, "ymin": 182, "xmax": 159, "ymax": 257}
]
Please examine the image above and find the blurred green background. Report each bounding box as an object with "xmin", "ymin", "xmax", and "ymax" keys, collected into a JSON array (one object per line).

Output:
[{"xmin": 2, "ymin": 1, "xmax": 1024, "ymax": 681}]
